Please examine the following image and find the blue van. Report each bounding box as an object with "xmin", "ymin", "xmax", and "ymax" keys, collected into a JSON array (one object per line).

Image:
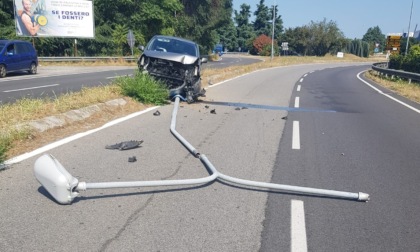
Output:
[{"xmin": 0, "ymin": 40, "xmax": 38, "ymax": 78}]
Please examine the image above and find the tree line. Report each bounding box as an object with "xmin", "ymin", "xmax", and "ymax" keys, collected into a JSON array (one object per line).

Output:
[{"xmin": 1, "ymin": 0, "xmax": 418, "ymax": 57}]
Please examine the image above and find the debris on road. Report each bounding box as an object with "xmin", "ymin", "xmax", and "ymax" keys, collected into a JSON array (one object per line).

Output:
[
  {"xmin": 105, "ymin": 140, "xmax": 144, "ymax": 150},
  {"xmin": 153, "ymin": 110, "xmax": 161, "ymax": 116},
  {"xmin": 128, "ymin": 156, "xmax": 137, "ymax": 162}
]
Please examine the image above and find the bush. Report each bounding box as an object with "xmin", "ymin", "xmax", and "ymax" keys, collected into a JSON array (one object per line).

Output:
[
  {"xmin": 389, "ymin": 50, "xmax": 420, "ymax": 74},
  {"xmin": 117, "ymin": 71, "xmax": 169, "ymax": 105},
  {"xmin": 252, "ymin": 34, "xmax": 278, "ymax": 56}
]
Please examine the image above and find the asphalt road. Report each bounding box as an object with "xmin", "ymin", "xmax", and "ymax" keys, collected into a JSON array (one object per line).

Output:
[
  {"xmin": 0, "ymin": 66, "xmax": 135, "ymax": 103},
  {"xmin": 1, "ymin": 62, "xmax": 419, "ymax": 251}
]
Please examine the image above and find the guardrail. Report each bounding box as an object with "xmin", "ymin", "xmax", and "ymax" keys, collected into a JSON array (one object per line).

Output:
[
  {"xmin": 372, "ymin": 62, "xmax": 420, "ymax": 83},
  {"xmin": 38, "ymin": 56, "xmax": 138, "ymax": 62}
]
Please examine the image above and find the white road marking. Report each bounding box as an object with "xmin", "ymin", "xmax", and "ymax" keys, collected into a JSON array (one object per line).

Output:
[
  {"xmin": 357, "ymin": 71, "xmax": 420, "ymax": 114},
  {"xmin": 3, "ymin": 84, "xmax": 60, "ymax": 92},
  {"xmin": 303, "ymin": 73, "xmax": 308, "ymax": 77},
  {"xmin": 292, "ymin": 121, "xmax": 300, "ymax": 150},
  {"xmin": 291, "ymin": 200, "xmax": 308, "ymax": 252},
  {"xmin": 297, "ymin": 85, "xmax": 301, "ymax": 92},
  {"xmin": 107, "ymin": 74, "xmax": 133, "ymax": 79},
  {"xmin": 294, "ymin": 97, "xmax": 300, "ymax": 108},
  {"xmin": 299, "ymin": 78, "xmax": 304, "ymax": 82}
]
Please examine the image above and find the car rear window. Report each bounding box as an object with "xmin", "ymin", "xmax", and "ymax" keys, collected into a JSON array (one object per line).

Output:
[{"xmin": 147, "ymin": 37, "xmax": 197, "ymax": 57}]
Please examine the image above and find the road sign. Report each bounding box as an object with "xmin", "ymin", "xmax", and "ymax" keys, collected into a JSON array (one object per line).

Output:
[
  {"xmin": 386, "ymin": 35, "xmax": 401, "ymax": 54},
  {"xmin": 281, "ymin": 42, "xmax": 289, "ymax": 51}
]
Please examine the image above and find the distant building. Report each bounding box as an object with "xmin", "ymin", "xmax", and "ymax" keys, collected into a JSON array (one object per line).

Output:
[
  {"xmin": 414, "ymin": 30, "xmax": 420, "ymax": 41},
  {"xmin": 387, "ymin": 31, "xmax": 420, "ymax": 41}
]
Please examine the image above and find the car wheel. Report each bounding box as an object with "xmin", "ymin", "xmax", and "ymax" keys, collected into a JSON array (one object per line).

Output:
[
  {"xmin": 28, "ymin": 63, "xmax": 37, "ymax": 74},
  {"xmin": 0, "ymin": 65, "xmax": 6, "ymax": 78}
]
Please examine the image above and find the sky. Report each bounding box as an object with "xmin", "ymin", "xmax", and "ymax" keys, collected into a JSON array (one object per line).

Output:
[{"xmin": 232, "ymin": 0, "xmax": 420, "ymax": 39}]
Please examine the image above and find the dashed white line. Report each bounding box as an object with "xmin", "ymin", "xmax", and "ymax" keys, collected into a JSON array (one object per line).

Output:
[
  {"xmin": 297, "ymin": 85, "xmax": 301, "ymax": 92},
  {"xmin": 294, "ymin": 97, "xmax": 300, "ymax": 108},
  {"xmin": 3, "ymin": 84, "xmax": 60, "ymax": 92},
  {"xmin": 291, "ymin": 200, "xmax": 308, "ymax": 252},
  {"xmin": 303, "ymin": 73, "xmax": 308, "ymax": 77},
  {"xmin": 299, "ymin": 78, "xmax": 304, "ymax": 82},
  {"xmin": 292, "ymin": 121, "xmax": 300, "ymax": 150}
]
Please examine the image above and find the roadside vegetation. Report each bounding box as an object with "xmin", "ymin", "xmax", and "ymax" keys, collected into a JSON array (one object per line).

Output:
[
  {"xmin": 118, "ymin": 71, "xmax": 169, "ymax": 105},
  {"xmin": 365, "ymin": 70, "xmax": 420, "ymax": 103},
  {"xmin": 0, "ymin": 54, "xmax": 418, "ymax": 165}
]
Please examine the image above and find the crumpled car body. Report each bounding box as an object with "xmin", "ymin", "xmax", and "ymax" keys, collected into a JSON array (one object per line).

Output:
[{"xmin": 137, "ymin": 35, "xmax": 207, "ymax": 103}]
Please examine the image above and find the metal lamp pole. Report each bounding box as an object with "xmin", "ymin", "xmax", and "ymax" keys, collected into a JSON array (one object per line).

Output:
[
  {"xmin": 271, "ymin": 5, "xmax": 275, "ymax": 60},
  {"xmin": 405, "ymin": 0, "xmax": 414, "ymax": 56}
]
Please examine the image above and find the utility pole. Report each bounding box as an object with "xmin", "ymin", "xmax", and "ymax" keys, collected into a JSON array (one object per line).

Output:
[
  {"xmin": 405, "ymin": 0, "xmax": 414, "ymax": 56},
  {"xmin": 271, "ymin": 5, "xmax": 275, "ymax": 60}
]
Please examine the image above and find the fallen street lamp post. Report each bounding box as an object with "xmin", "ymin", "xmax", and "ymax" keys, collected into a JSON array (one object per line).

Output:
[{"xmin": 34, "ymin": 96, "xmax": 370, "ymax": 205}]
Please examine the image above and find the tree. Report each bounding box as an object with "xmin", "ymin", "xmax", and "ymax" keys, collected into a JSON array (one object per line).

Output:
[
  {"xmin": 234, "ymin": 4, "xmax": 254, "ymax": 52},
  {"xmin": 345, "ymin": 39, "xmax": 370, "ymax": 57},
  {"xmin": 362, "ymin": 26, "xmax": 386, "ymax": 53},
  {"xmin": 281, "ymin": 26, "xmax": 311, "ymax": 55},
  {"xmin": 253, "ymin": 0, "xmax": 270, "ymax": 36},
  {"xmin": 112, "ymin": 24, "xmax": 128, "ymax": 56},
  {"xmin": 307, "ymin": 19, "xmax": 345, "ymax": 56},
  {"xmin": 0, "ymin": 1, "xmax": 20, "ymax": 39},
  {"xmin": 216, "ymin": 18, "xmax": 238, "ymax": 52}
]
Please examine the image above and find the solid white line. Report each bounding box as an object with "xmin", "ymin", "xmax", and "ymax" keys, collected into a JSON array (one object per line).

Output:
[
  {"xmin": 292, "ymin": 121, "xmax": 300, "ymax": 150},
  {"xmin": 291, "ymin": 200, "xmax": 308, "ymax": 252},
  {"xmin": 4, "ymin": 106, "xmax": 159, "ymax": 165},
  {"xmin": 106, "ymin": 74, "xmax": 133, "ymax": 79},
  {"xmin": 357, "ymin": 71, "xmax": 420, "ymax": 114},
  {"xmin": 297, "ymin": 85, "xmax": 301, "ymax": 92},
  {"xmin": 3, "ymin": 84, "xmax": 60, "ymax": 92},
  {"xmin": 294, "ymin": 97, "xmax": 300, "ymax": 108}
]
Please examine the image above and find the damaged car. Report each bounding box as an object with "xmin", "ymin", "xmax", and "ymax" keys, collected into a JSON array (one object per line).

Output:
[{"xmin": 137, "ymin": 35, "xmax": 208, "ymax": 103}]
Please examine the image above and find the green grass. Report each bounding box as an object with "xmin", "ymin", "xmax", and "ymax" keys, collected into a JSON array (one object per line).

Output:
[
  {"xmin": 117, "ymin": 71, "xmax": 169, "ymax": 105},
  {"xmin": 0, "ymin": 137, "xmax": 11, "ymax": 164}
]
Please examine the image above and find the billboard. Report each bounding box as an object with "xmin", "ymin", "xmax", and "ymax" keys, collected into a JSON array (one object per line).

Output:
[{"xmin": 14, "ymin": 0, "xmax": 95, "ymax": 38}]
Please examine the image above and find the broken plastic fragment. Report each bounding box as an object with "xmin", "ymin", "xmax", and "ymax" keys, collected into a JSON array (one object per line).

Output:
[
  {"xmin": 105, "ymin": 140, "xmax": 144, "ymax": 150},
  {"xmin": 153, "ymin": 110, "xmax": 161, "ymax": 116}
]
